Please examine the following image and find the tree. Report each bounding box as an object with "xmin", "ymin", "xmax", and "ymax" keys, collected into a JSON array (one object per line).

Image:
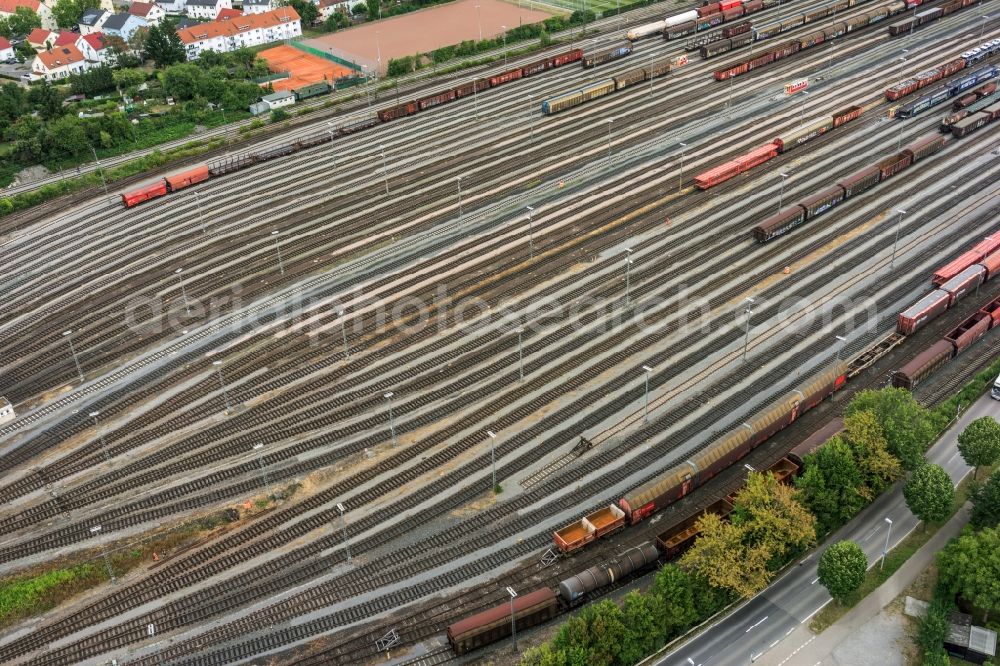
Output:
[
  {"xmin": 842, "ymin": 410, "xmax": 902, "ymax": 498},
  {"xmin": 971, "ymin": 470, "xmax": 1000, "ymax": 529},
  {"xmin": 817, "ymin": 540, "xmax": 867, "ymax": 602},
  {"xmin": 113, "ymin": 67, "xmax": 146, "ymax": 94},
  {"xmin": 958, "ymin": 416, "xmax": 1000, "ymax": 479},
  {"xmin": 52, "ymin": 0, "xmax": 99, "ymax": 29},
  {"xmin": 846, "ymin": 388, "xmax": 935, "ymax": 470},
  {"xmin": 681, "ymin": 473, "xmax": 815, "ymax": 598},
  {"xmin": 366, "ymin": 0, "xmax": 380, "ymax": 19},
  {"xmin": 351, "ymin": 2, "xmax": 367, "ymax": 15},
  {"xmin": 619, "ymin": 592, "xmax": 660, "ymax": 665},
  {"xmin": 648, "ymin": 564, "xmax": 698, "ymax": 639},
  {"xmin": 904, "ymin": 463, "xmax": 954, "ymax": 528},
  {"xmin": 795, "ymin": 436, "xmax": 866, "ymax": 534},
  {"xmin": 286, "ymin": 0, "xmax": 317, "ymax": 24},
  {"xmin": 7, "ymin": 7, "xmax": 41, "ymax": 36},
  {"xmin": 937, "ymin": 526, "xmax": 1000, "ymax": 622},
  {"xmin": 44, "ymin": 115, "xmax": 90, "ymax": 160},
  {"xmin": 549, "ymin": 599, "xmax": 628, "ymax": 666},
  {"xmin": 28, "ymin": 81, "xmax": 63, "ymax": 120},
  {"xmin": 145, "ymin": 21, "xmax": 185, "ymax": 68}
]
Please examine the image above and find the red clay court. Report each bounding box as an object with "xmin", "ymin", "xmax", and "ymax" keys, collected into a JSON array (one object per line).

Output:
[
  {"xmin": 259, "ymin": 44, "xmax": 357, "ymax": 91},
  {"xmin": 303, "ymin": 0, "xmax": 556, "ymax": 75}
]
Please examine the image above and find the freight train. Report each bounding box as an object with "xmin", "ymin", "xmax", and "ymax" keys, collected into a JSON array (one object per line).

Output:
[
  {"xmin": 693, "ymin": 105, "xmax": 863, "ymax": 189},
  {"xmin": 710, "ymin": 0, "xmax": 952, "ymax": 80},
  {"xmin": 541, "ymin": 56, "xmax": 675, "ymax": 115},
  {"xmin": 752, "ymin": 133, "xmax": 944, "ymax": 242},
  {"xmin": 447, "ymin": 407, "xmax": 840, "ymax": 655},
  {"xmin": 886, "ymin": 39, "xmax": 1000, "ymax": 101},
  {"xmin": 626, "ymin": 0, "xmax": 775, "ymax": 42},
  {"xmin": 887, "ymin": 0, "xmax": 994, "ymax": 36},
  {"xmin": 897, "ymin": 66, "xmax": 998, "ymax": 119}
]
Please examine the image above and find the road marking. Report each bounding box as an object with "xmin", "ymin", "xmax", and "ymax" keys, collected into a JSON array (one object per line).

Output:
[
  {"xmin": 751, "ymin": 652, "xmax": 763, "ymax": 662},
  {"xmin": 860, "ymin": 525, "xmax": 880, "ymax": 543},
  {"xmin": 777, "ymin": 636, "xmax": 816, "ymax": 666},
  {"xmin": 948, "ymin": 452, "xmax": 959, "ymax": 464},
  {"xmin": 746, "ymin": 616, "xmax": 769, "ymax": 632},
  {"xmin": 786, "ymin": 627, "xmax": 794, "ymax": 636},
  {"xmin": 801, "ymin": 605, "xmax": 825, "ymax": 623},
  {"xmin": 770, "ymin": 639, "xmax": 780, "ymax": 648},
  {"xmin": 810, "ymin": 577, "xmax": 819, "ymax": 584}
]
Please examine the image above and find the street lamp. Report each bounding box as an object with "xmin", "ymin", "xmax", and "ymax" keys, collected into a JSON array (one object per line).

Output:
[
  {"xmin": 384, "ymin": 392, "xmax": 397, "ymax": 447},
  {"xmin": 212, "ymin": 360, "xmax": 232, "ymax": 413},
  {"xmin": 625, "ymin": 256, "xmax": 633, "ymax": 305},
  {"xmin": 271, "ymin": 230, "xmax": 284, "ymax": 276},
  {"xmin": 981, "ymin": 15, "xmax": 989, "ymax": 40},
  {"xmin": 379, "ymin": 144, "xmax": 389, "ymax": 195},
  {"xmin": 336, "ymin": 502, "xmax": 351, "ymax": 563},
  {"xmin": 375, "ymin": 30, "xmax": 382, "ymax": 75},
  {"xmin": 90, "ymin": 525, "xmax": 116, "ymax": 585},
  {"xmin": 881, "ymin": 517, "xmax": 893, "ymax": 570},
  {"xmin": 476, "ymin": 3, "xmax": 482, "ymax": 41},
  {"xmin": 835, "ymin": 335, "xmax": 847, "ymax": 364},
  {"xmin": 798, "ymin": 90, "xmax": 809, "ymax": 127},
  {"xmin": 777, "ymin": 172, "xmax": 790, "ymax": 211},
  {"xmin": 193, "ymin": 191, "xmax": 206, "ymax": 234},
  {"xmin": 175, "ymin": 268, "xmax": 190, "ymax": 315},
  {"xmin": 63, "ymin": 329, "xmax": 84, "ymax": 383},
  {"xmin": 507, "ymin": 586, "xmax": 518, "ymax": 651},
  {"xmin": 252, "ymin": 443, "xmax": 272, "ymax": 498},
  {"xmin": 742, "ymin": 297, "xmax": 755, "ymax": 362},
  {"xmin": 890, "ymin": 209, "xmax": 906, "ymax": 270},
  {"xmin": 525, "ymin": 206, "xmax": 535, "ymax": 258},
  {"xmin": 605, "ymin": 117, "xmax": 614, "ymax": 163},
  {"xmin": 336, "ymin": 307, "xmax": 349, "ymax": 360},
  {"xmin": 642, "ymin": 365, "xmax": 653, "ymax": 422},
  {"xmin": 501, "ymin": 26, "xmax": 507, "ymax": 67},
  {"xmin": 456, "ymin": 175, "xmax": 463, "ymax": 218},
  {"xmin": 515, "ymin": 327, "xmax": 525, "ymax": 381},
  {"xmin": 487, "ymin": 430, "xmax": 498, "ymax": 492},
  {"xmin": 677, "ymin": 142, "xmax": 687, "ymax": 193},
  {"xmin": 90, "ymin": 145, "xmax": 108, "ymax": 197},
  {"xmin": 89, "ymin": 411, "xmax": 111, "ymax": 464}
]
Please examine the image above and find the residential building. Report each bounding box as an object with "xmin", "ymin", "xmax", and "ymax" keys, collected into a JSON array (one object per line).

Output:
[
  {"xmin": 262, "ymin": 89, "xmax": 293, "ymax": 109},
  {"xmin": 0, "ymin": 36, "xmax": 13, "ymax": 61},
  {"xmin": 317, "ymin": 0, "xmax": 349, "ymax": 22},
  {"xmin": 78, "ymin": 7, "xmax": 110, "ymax": 34},
  {"xmin": 26, "ymin": 27, "xmax": 56, "ymax": 50},
  {"xmin": 77, "ymin": 32, "xmax": 111, "ymax": 64},
  {"xmin": 176, "ymin": 6, "xmax": 300, "ymax": 59},
  {"xmin": 30, "ymin": 43, "xmax": 87, "ymax": 80},
  {"xmin": 240, "ymin": 0, "xmax": 273, "ymax": 15},
  {"xmin": 172, "ymin": 15, "xmax": 199, "ymax": 27},
  {"xmin": 215, "ymin": 7, "xmax": 239, "ymax": 19},
  {"xmin": 0, "ymin": 0, "xmax": 55, "ymax": 30},
  {"xmin": 128, "ymin": 1, "xmax": 165, "ymax": 25},
  {"xmin": 155, "ymin": 0, "xmax": 186, "ymax": 14},
  {"xmin": 53, "ymin": 30, "xmax": 77, "ymax": 46},
  {"xmin": 101, "ymin": 12, "xmax": 147, "ymax": 40},
  {"xmin": 184, "ymin": 0, "xmax": 230, "ymax": 20}
]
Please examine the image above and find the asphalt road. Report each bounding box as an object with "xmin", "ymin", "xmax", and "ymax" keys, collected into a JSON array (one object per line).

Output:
[{"xmin": 656, "ymin": 391, "xmax": 1000, "ymax": 666}]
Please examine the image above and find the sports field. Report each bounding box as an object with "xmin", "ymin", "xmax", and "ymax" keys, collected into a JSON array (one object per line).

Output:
[
  {"xmin": 303, "ymin": 0, "xmax": 556, "ymax": 75},
  {"xmin": 258, "ymin": 45, "xmax": 357, "ymax": 91}
]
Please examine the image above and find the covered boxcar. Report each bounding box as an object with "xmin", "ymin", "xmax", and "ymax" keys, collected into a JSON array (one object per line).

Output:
[
  {"xmin": 898, "ymin": 290, "xmax": 950, "ymax": 335},
  {"xmin": 121, "ymin": 181, "xmax": 168, "ymax": 208},
  {"xmin": 164, "ymin": 165, "xmax": 210, "ymax": 192},
  {"xmin": 944, "ymin": 312, "xmax": 990, "ymax": 355},
  {"xmin": 753, "ymin": 205, "xmax": 807, "ymax": 242},
  {"xmin": 583, "ymin": 42, "xmax": 632, "ymax": 68},
  {"xmin": 447, "ymin": 588, "xmax": 559, "ymax": 655},
  {"xmin": 788, "ymin": 417, "xmax": 845, "ymax": 467},
  {"xmin": 892, "ymin": 340, "xmax": 954, "ymax": 389},
  {"xmin": 939, "ymin": 264, "xmax": 986, "ymax": 306}
]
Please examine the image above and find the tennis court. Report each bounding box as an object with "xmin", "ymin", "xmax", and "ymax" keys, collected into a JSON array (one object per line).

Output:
[{"xmin": 259, "ymin": 45, "xmax": 357, "ymax": 91}]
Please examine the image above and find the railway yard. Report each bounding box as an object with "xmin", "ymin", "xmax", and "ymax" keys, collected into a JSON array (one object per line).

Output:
[{"xmin": 2, "ymin": 0, "xmax": 1000, "ymax": 664}]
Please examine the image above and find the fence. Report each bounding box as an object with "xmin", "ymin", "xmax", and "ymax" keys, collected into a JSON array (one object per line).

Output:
[
  {"xmin": 254, "ymin": 71, "xmax": 291, "ymax": 84},
  {"xmin": 289, "ymin": 40, "xmax": 367, "ymax": 74}
]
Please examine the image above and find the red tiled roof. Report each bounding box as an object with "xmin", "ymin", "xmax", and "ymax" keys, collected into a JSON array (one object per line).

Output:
[
  {"xmin": 176, "ymin": 6, "xmax": 299, "ymax": 44},
  {"xmin": 81, "ymin": 32, "xmax": 108, "ymax": 51},
  {"xmin": 0, "ymin": 36, "xmax": 11, "ymax": 49},
  {"xmin": 0, "ymin": 0, "xmax": 40, "ymax": 13},
  {"xmin": 35, "ymin": 43, "xmax": 85, "ymax": 69},
  {"xmin": 128, "ymin": 1, "xmax": 156, "ymax": 16},
  {"xmin": 26, "ymin": 28, "xmax": 53, "ymax": 44},
  {"xmin": 215, "ymin": 7, "xmax": 240, "ymax": 20},
  {"xmin": 54, "ymin": 31, "xmax": 76, "ymax": 46}
]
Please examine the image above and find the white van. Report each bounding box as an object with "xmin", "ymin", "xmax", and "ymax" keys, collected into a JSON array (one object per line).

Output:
[{"xmin": 992, "ymin": 373, "xmax": 1000, "ymax": 400}]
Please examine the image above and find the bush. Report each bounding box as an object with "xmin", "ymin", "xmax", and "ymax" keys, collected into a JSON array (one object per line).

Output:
[{"xmin": 269, "ymin": 108, "xmax": 290, "ymax": 122}]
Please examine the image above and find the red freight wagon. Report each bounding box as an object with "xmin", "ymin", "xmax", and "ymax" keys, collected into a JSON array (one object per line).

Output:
[
  {"xmin": 951, "ymin": 112, "xmax": 990, "ymax": 138},
  {"xmin": 945, "ymin": 311, "xmax": 990, "ymax": 354},
  {"xmin": 934, "ymin": 251, "xmax": 981, "ymax": 285},
  {"xmin": 164, "ymin": 165, "xmax": 209, "ymax": 192},
  {"xmin": 897, "ymin": 289, "xmax": 950, "ymax": 335},
  {"xmin": 521, "ymin": 58, "xmax": 553, "ymax": 76},
  {"xmin": 981, "ymin": 102, "xmax": 1000, "ymax": 121},
  {"xmin": 453, "ymin": 79, "xmax": 488, "ymax": 98},
  {"xmin": 719, "ymin": 0, "xmax": 742, "ymax": 10},
  {"xmin": 886, "ymin": 80, "xmax": 919, "ymax": 100},
  {"xmin": 940, "ymin": 58, "xmax": 965, "ymax": 77},
  {"xmin": 972, "ymin": 234, "xmax": 1000, "ymax": 258},
  {"xmin": 694, "ymin": 143, "xmax": 777, "ymax": 189},
  {"xmin": 800, "ymin": 30, "xmax": 825, "ymax": 48},
  {"xmin": 940, "ymin": 264, "xmax": 986, "ymax": 306},
  {"xmin": 697, "ymin": 2, "xmax": 720, "ymax": 16},
  {"xmin": 654, "ymin": 499, "xmax": 733, "ymax": 557},
  {"xmin": 489, "ymin": 68, "xmax": 523, "ymax": 87},
  {"xmin": 979, "ymin": 294, "xmax": 1000, "ymax": 327},
  {"xmin": 902, "ymin": 134, "xmax": 945, "ymax": 162},
  {"xmin": 976, "ymin": 82, "xmax": 997, "ymax": 98},
  {"xmin": 723, "ymin": 21, "xmax": 752, "ymax": 37},
  {"xmin": 447, "ymin": 588, "xmax": 559, "ymax": 655},
  {"xmin": 955, "ymin": 93, "xmax": 978, "ymax": 109},
  {"xmin": 788, "ymin": 417, "xmax": 844, "ymax": 466},
  {"xmin": 743, "ymin": 0, "xmax": 763, "ymax": 13},
  {"xmin": 553, "ymin": 49, "xmax": 583, "ymax": 66},
  {"xmin": 723, "ymin": 6, "xmax": 745, "ymax": 20},
  {"xmin": 980, "ymin": 251, "xmax": 1000, "ymax": 281},
  {"xmin": 121, "ymin": 181, "xmax": 168, "ymax": 208},
  {"xmin": 832, "ymin": 104, "xmax": 863, "ymax": 127},
  {"xmin": 892, "ymin": 340, "xmax": 953, "ymax": 389},
  {"xmin": 377, "ymin": 101, "xmax": 417, "ymax": 122},
  {"xmin": 877, "ymin": 152, "xmax": 912, "ymax": 179},
  {"xmin": 553, "ymin": 505, "xmax": 625, "ymax": 552},
  {"xmin": 417, "ymin": 89, "xmax": 456, "ymax": 110}
]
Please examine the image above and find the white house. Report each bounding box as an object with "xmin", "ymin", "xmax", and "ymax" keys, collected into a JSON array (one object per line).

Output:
[
  {"xmin": 317, "ymin": 0, "xmax": 349, "ymax": 22},
  {"xmin": 26, "ymin": 27, "xmax": 56, "ymax": 50},
  {"xmin": 101, "ymin": 12, "xmax": 147, "ymax": 40},
  {"xmin": 31, "ymin": 43, "xmax": 88, "ymax": 80},
  {"xmin": 0, "ymin": 36, "xmax": 13, "ymax": 61},
  {"xmin": 155, "ymin": 0, "xmax": 186, "ymax": 14},
  {"xmin": 128, "ymin": 1, "xmax": 165, "ymax": 25},
  {"xmin": 78, "ymin": 7, "xmax": 110, "ymax": 34},
  {"xmin": 176, "ymin": 6, "xmax": 300, "ymax": 59},
  {"xmin": 184, "ymin": 0, "xmax": 229, "ymax": 19},
  {"xmin": 240, "ymin": 0, "xmax": 273, "ymax": 15},
  {"xmin": 262, "ymin": 89, "xmax": 293, "ymax": 109},
  {"xmin": 77, "ymin": 32, "xmax": 111, "ymax": 64},
  {"xmin": 0, "ymin": 0, "xmax": 55, "ymax": 30}
]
